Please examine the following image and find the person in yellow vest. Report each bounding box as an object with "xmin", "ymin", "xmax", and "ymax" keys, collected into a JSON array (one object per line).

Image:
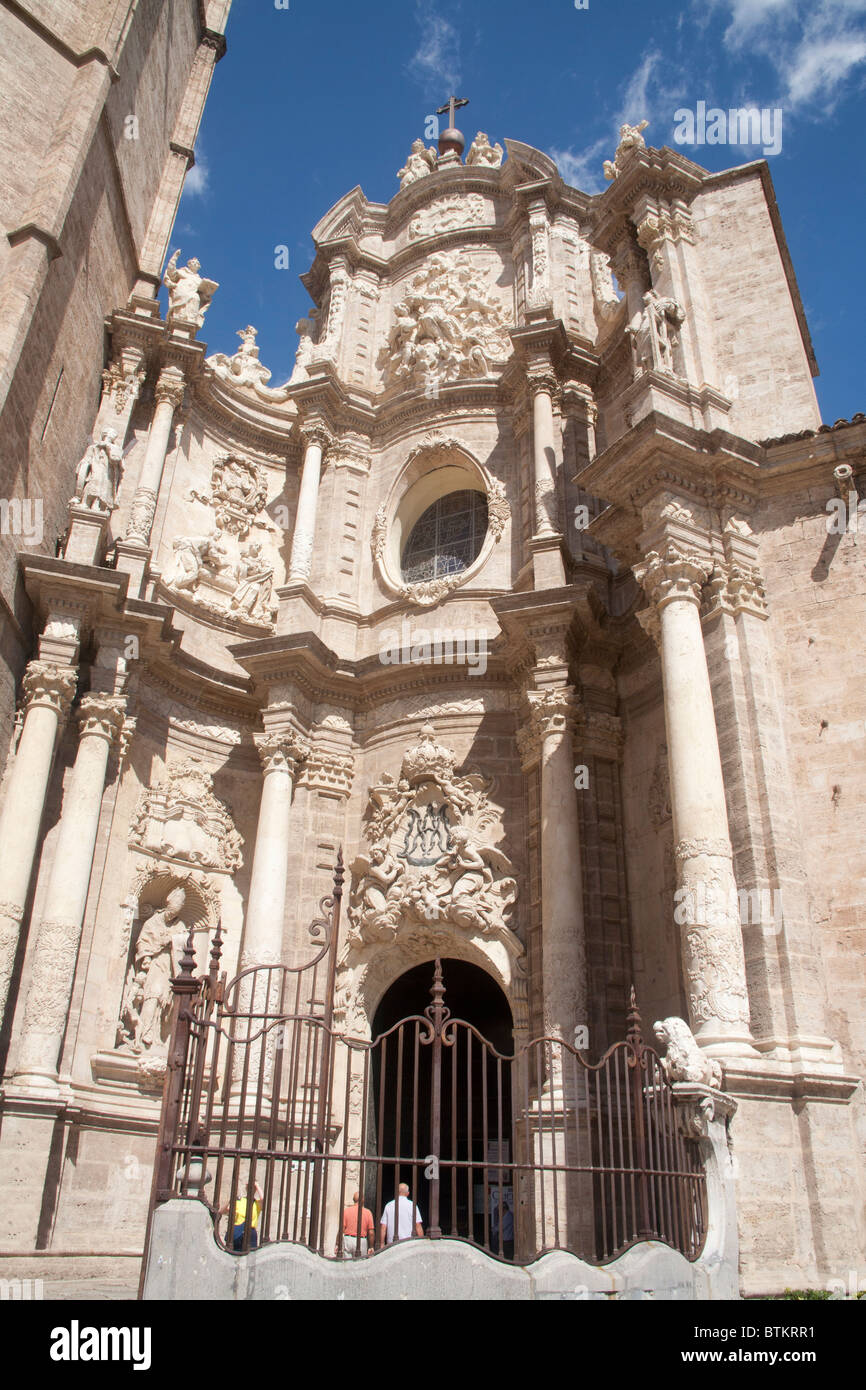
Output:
[{"xmin": 220, "ymin": 1180, "xmax": 263, "ymax": 1251}]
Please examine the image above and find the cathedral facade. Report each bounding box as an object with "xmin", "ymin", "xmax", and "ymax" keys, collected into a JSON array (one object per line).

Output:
[{"xmin": 0, "ymin": 3, "xmax": 864, "ymax": 1299}]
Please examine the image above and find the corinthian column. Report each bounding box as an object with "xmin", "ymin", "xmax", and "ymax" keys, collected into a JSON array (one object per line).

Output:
[
  {"xmin": 124, "ymin": 365, "xmax": 185, "ymax": 545},
  {"xmin": 14, "ymin": 693, "xmax": 126, "ymax": 1089},
  {"xmin": 526, "ymin": 686, "xmax": 587, "ymax": 1047},
  {"xmin": 0, "ymin": 661, "xmax": 77, "ymax": 1029},
  {"xmin": 634, "ymin": 542, "xmax": 755, "ymax": 1057},
  {"xmin": 288, "ymin": 424, "xmax": 331, "ymax": 582},
  {"xmin": 241, "ymin": 729, "xmax": 309, "ymax": 970}
]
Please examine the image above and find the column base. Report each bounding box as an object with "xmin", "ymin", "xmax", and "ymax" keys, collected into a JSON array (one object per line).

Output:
[
  {"xmin": 8, "ymin": 1070, "xmax": 72, "ymax": 1101},
  {"xmin": 114, "ymin": 540, "xmax": 151, "ymax": 598},
  {"xmin": 529, "ymin": 533, "xmax": 566, "ymax": 588},
  {"xmin": 692, "ymin": 1020, "xmax": 760, "ymax": 1060}
]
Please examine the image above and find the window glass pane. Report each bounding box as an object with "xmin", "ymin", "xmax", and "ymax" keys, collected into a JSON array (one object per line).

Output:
[{"xmin": 401, "ymin": 489, "xmax": 488, "ymax": 584}]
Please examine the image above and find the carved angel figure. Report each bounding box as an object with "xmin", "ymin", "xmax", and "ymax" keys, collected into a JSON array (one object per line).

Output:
[
  {"xmin": 397, "ymin": 138, "xmax": 438, "ymax": 188},
  {"xmin": 466, "ymin": 132, "xmax": 503, "ymax": 168},
  {"xmin": 653, "ymin": 1017, "xmax": 724, "ymax": 1089},
  {"xmin": 72, "ymin": 428, "xmax": 124, "ymax": 511},
  {"xmin": 230, "ymin": 542, "xmax": 275, "ymax": 623},
  {"xmin": 164, "ymin": 249, "xmax": 218, "ymax": 330},
  {"xmin": 603, "ymin": 119, "xmax": 649, "ymax": 181}
]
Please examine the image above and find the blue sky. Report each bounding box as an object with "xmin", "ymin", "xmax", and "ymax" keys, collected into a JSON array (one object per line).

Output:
[{"xmin": 173, "ymin": 0, "xmax": 866, "ymax": 423}]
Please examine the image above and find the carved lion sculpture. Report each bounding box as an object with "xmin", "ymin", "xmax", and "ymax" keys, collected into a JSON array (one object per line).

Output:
[{"xmin": 653, "ymin": 1016, "xmax": 723, "ymax": 1089}]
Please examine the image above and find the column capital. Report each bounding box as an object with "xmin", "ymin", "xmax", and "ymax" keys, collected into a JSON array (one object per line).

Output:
[
  {"xmin": 526, "ymin": 367, "xmax": 559, "ymax": 399},
  {"xmin": 526, "ymin": 685, "xmax": 580, "ymax": 741},
  {"xmin": 299, "ymin": 747, "xmax": 355, "ymax": 798},
  {"xmin": 254, "ymin": 727, "xmax": 309, "ymax": 776},
  {"xmin": 22, "ymin": 661, "xmax": 78, "ymax": 720},
  {"xmin": 633, "ymin": 543, "xmax": 711, "ymax": 610},
  {"xmin": 101, "ymin": 348, "xmax": 146, "ymax": 415},
  {"xmin": 77, "ymin": 693, "xmax": 126, "ymax": 744},
  {"xmin": 154, "ymin": 365, "xmax": 186, "ymax": 410},
  {"xmin": 702, "ymin": 561, "xmax": 768, "ymax": 621},
  {"xmin": 298, "ymin": 420, "xmax": 333, "ymax": 454}
]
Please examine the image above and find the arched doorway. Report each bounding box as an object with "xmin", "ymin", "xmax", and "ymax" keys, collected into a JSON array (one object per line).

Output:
[{"xmin": 370, "ymin": 958, "xmax": 515, "ymax": 1254}]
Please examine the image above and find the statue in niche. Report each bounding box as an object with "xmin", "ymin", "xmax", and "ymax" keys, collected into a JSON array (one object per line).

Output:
[
  {"xmin": 119, "ymin": 886, "xmax": 187, "ymax": 1053},
  {"xmin": 72, "ymin": 428, "xmax": 124, "ymax": 511},
  {"xmin": 167, "ymin": 528, "xmax": 229, "ymax": 593},
  {"xmin": 230, "ymin": 541, "xmax": 275, "ymax": 623},
  {"xmin": 630, "ymin": 290, "xmax": 684, "ymax": 377},
  {"xmin": 163, "ymin": 250, "xmax": 218, "ymax": 330},
  {"xmin": 466, "ymin": 131, "xmax": 503, "ymax": 168},
  {"xmin": 397, "ymin": 138, "xmax": 438, "ymax": 188}
]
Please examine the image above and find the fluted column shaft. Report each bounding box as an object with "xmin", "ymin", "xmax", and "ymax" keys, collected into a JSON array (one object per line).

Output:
[
  {"xmin": 15, "ymin": 693, "xmax": 126, "ymax": 1088},
  {"xmin": 635, "ymin": 543, "xmax": 754, "ymax": 1056},
  {"xmin": 241, "ymin": 731, "xmax": 308, "ymax": 969},
  {"xmin": 0, "ymin": 662, "xmax": 77, "ymax": 1028},
  {"xmin": 530, "ymin": 376, "xmax": 558, "ymax": 537},
  {"xmin": 125, "ymin": 366, "xmax": 185, "ymax": 545},
  {"xmin": 529, "ymin": 687, "xmax": 587, "ymax": 1045},
  {"xmin": 288, "ymin": 427, "xmax": 329, "ymax": 581}
]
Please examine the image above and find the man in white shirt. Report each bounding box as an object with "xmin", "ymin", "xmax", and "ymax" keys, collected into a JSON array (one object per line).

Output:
[{"xmin": 380, "ymin": 1182, "xmax": 424, "ymax": 1245}]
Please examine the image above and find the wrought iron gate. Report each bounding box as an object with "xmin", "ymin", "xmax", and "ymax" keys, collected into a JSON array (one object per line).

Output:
[{"xmin": 146, "ymin": 857, "xmax": 707, "ymax": 1266}]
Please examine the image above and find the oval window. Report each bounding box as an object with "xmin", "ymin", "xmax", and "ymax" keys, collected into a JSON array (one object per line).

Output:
[{"xmin": 400, "ymin": 489, "xmax": 489, "ymax": 584}]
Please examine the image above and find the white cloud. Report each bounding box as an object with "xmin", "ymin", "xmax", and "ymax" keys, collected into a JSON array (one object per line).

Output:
[
  {"xmin": 184, "ymin": 148, "xmax": 209, "ymax": 198},
  {"xmin": 710, "ymin": 0, "xmax": 866, "ymax": 111},
  {"xmin": 408, "ymin": 4, "xmax": 461, "ymax": 93},
  {"xmin": 549, "ymin": 138, "xmax": 609, "ymax": 194}
]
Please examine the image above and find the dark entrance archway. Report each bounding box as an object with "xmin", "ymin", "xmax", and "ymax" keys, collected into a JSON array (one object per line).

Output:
[{"xmin": 371, "ymin": 958, "xmax": 514, "ymax": 1252}]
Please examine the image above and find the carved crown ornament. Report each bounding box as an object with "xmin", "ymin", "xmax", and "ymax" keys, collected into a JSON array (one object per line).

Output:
[
  {"xmin": 128, "ymin": 759, "xmax": 243, "ymax": 873},
  {"xmin": 372, "ymin": 437, "xmax": 510, "ymax": 609},
  {"xmin": 345, "ymin": 724, "xmax": 521, "ymax": 958}
]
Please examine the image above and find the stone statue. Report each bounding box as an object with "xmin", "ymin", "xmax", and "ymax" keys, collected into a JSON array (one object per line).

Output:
[
  {"xmin": 604, "ymin": 119, "xmax": 649, "ymax": 181},
  {"xmin": 72, "ymin": 428, "xmax": 123, "ymax": 511},
  {"xmin": 288, "ymin": 311, "xmax": 319, "ymax": 384},
  {"xmin": 397, "ymin": 138, "xmax": 438, "ymax": 189},
  {"xmin": 229, "ymin": 541, "xmax": 275, "ymax": 623},
  {"xmin": 630, "ymin": 290, "xmax": 684, "ymax": 376},
  {"xmin": 207, "ymin": 325, "xmax": 272, "ymax": 390},
  {"xmin": 654, "ymin": 1016, "xmax": 724, "ymax": 1089},
  {"xmin": 122, "ymin": 887, "xmax": 187, "ymax": 1053},
  {"xmin": 168, "ymin": 529, "xmax": 229, "ymax": 593},
  {"xmin": 466, "ymin": 132, "xmax": 503, "ymax": 168},
  {"xmin": 163, "ymin": 249, "xmax": 218, "ymax": 330}
]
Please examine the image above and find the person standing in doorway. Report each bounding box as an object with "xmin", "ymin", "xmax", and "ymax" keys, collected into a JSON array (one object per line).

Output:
[
  {"xmin": 380, "ymin": 1182, "xmax": 423, "ymax": 1246},
  {"xmin": 337, "ymin": 1190, "xmax": 375, "ymax": 1258}
]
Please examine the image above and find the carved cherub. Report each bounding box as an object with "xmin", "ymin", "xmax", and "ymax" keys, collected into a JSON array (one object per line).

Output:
[
  {"xmin": 397, "ymin": 138, "xmax": 438, "ymax": 188},
  {"xmin": 466, "ymin": 132, "xmax": 503, "ymax": 168}
]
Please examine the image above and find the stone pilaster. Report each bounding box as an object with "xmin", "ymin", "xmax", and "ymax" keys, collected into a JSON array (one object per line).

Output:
[
  {"xmin": 14, "ymin": 692, "xmax": 126, "ymax": 1090},
  {"xmin": 0, "ymin": 661, "xmax": 78, "ymax": 1030},
  {"xmin": 634, "ymin": 542, "xmax": 755, "ymax": 1057},
  {"xmin": 122, "ymin": 365, "xmax": 185, "ymax": 548}
]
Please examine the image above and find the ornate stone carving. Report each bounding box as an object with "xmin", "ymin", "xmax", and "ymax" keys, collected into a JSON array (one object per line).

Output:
[
  {"xmin": 465, "ymin": 132, "xmax": 503, "ymax": 168},
  {"xmin": 129, "ymin": 760, "xmax": 243, "ymax": 872},
  {"xmin": 229, "ymin": 542, "xmax": 277, "ymax": 625},
  {"xmin": 589, "ymin": 249, "xmax": 621, "ymax": 324},
  {"xmin": 676, "ymin": 836, "xmax": 733, "ymax": 864},
  {"xmin": 300, "ymin": 749, "xmax": 355, "ymax": 797},
  {"xmin": 528, "ymin": 206, "xmax": 550, "ymax": 306},
  {"xmin": 71, "ymin": 428, "xmax": 124, "ymax": 512},
  {"xmin": 189, "ymin": 453, "xmax": 269, "ymax": 537},
  {"xmin": 383, "ymin": 252, "xmax": 512, "ymax": 393},
  {"xmin": 255, "ymin": 728, "xmax": 309, "ymax": 777},
  {"xmin": 78, "ymin": 693, "xmax": 126, "ymax": 744},
  {"xmin": 348, "ymin": 725, "xmax": 518, "ymax": 948},
  {"xmin": 19, "ymin": 918, "xmax": 80, "ymax": 1038},
  {"xmin": 163, "ymin": 249, "xmax": 218, "ymax": 331},
  {"xmin": 154, "ymin": 365, "xmax": 186, "ymax": 410},
  {"xmin": 166, "ymin": 528, "xmax": 230, "ymax": 595},
  {"xmin": 526, "ymin": 686, "xmax": 579, "ymax": 740},
  {"xmin": 648, "ymin": 743, "xmax": 672, "ymax": 827},
  {"xmin": 117, "ymin": 885, "xmax": 188, "ymax": 1053},
  {"xmin": 629, "ymin": 290, "xmax": 684, "ymax": 377},
  {"xmin": 124, "ymin": 487, "xmax": 157, "ymax": 545},
  {"xmin": 408, "ymin": 193, "xmax": 485, "ymax": 240},
  {"xmin": 603, "ymin": 119, "xmax": 649, "ymax": 180},
  {"xmin": 654, "ymin": 1016, "xmax": 723, "ymax": 1088},
  {"xmin": 207, "ymin": 325, "xmax": 290, "ymax": 402},
  {"xmin": 683, "ymin": 920, "xmax": 751, "ymax": 1029},
  {"xmin": 21, "ymin": 661, "xmax": 77, "ymax": 719},
  {"xmin": 397, "ymin": 138, "xmax": 438, "ymax": 188},
  {"xmin": 101, "ymin": 352, "xmax": 145, "ymax": 414},
  {"xmin": 634, "ymin": 544, "xmax": 711, "ymax": 609},
  {"xmin": 288, "ymin": 311, "xmax": 320, "ymax": 384},
  {"xmin": 486, "ymin": 477, "xmax": 510, "ymax": 539},
  {"xmin": 707, "ymin": 562, "xmax": 768, "ymax": 619}
]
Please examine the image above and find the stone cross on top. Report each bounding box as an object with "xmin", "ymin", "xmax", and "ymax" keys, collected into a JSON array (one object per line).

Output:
[{"xmin": 436, "ymin": 95, "xmax": 469, "ymax": 157}]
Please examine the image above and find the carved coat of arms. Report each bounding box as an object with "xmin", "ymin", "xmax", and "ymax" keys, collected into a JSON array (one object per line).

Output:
[{"xmin": 348, "ymin": 725, "xmax": 518, "ymax": 946}]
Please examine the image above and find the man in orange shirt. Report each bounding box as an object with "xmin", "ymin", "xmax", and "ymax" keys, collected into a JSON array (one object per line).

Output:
[{"xmin": 338, "ymin": 1190, "xmax": 375, "ymax": 1258}]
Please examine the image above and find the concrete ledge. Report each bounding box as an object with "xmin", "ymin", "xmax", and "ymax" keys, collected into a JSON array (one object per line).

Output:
[{"xmin": 141, "ymin": 1201, "xmax": 736, "ymax": 1301}]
